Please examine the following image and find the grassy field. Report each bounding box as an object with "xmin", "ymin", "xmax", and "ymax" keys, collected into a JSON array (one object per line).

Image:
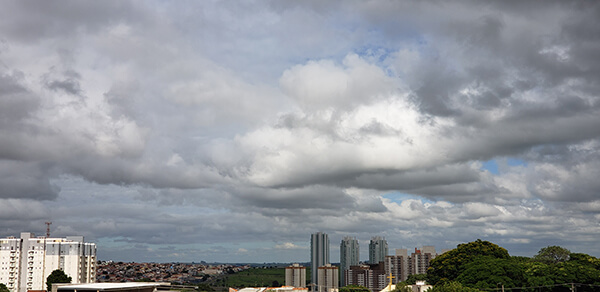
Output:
[
  {"xmin": 207, "ymin": 266, "xmax": 313, "ymax": 292},
  {"xmin": 224, "ymin": 267, "xmax": 286, "ymax": 288},
  {"xmin": 209, "ymin": 266, "xmax": 313, "ymax": 290}
]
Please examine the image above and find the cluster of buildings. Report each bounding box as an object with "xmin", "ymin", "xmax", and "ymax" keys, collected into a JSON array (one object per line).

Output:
[
  {"xmin": 96, "ymin": 261, "xmax": 248, "ymax": 283},
  {"xmin": 0, "ymin": 233, "xmax": 96, "ymax": 292},
  {"xmin": 286, "ymin": 232, "xmax": 445, "ymax": 292},
  {"xmin": 0, "ymin": 231, "xmax": 439, "ymax": 292},
  {"xmin": 229, "ymin": 286, "xmax": 308, "ymax": 292},
  {"xmin": 0, "ymin": 231, "xmax": 258, "ymax": 292}
]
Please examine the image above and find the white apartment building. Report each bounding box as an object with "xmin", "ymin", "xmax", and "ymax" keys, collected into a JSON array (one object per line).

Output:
[
  {"xmin": 316, "ymin": 264, "xmax": 338, "ymax": 292},
  {"xmin": 285, "ymin": 263, "xmax": 306, "ymax": 288},
  {"xmin": 0, "ymin": 232, "xmax": 96, "ymax": 292}
]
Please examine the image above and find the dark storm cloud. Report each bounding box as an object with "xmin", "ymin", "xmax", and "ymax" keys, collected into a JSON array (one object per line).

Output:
[
  {"xmin": 0, "ymin": 161, "xmax": 59, "ymax": 200},
  {"xmin": 349, "ymin": 164, "xmax": 482, "ymax": 191}
]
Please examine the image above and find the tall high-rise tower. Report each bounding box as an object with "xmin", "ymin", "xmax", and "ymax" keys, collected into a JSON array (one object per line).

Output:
[
  {"xmin": 339, "ymin": 236, "xmax": 359, "ymax": 286},
  {"xmin": 368, "ymin": 236, "xmax": 388, "ymax": 264},
  {"xmin": 311, "ymin": 232, "xmax": 329, "ymax": 290}
]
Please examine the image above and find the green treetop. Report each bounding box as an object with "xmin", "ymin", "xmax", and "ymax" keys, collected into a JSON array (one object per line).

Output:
[
  {"xmin": 0, "ymin": 283, "xmax": 10, "ymax": 292},
  {"xmin": 427, "ymin": 239, "xmax": 509, "ymax": 285},
  {"xmin": 46, "ymin": 269, "xmax": 72, "ymax": 292}
]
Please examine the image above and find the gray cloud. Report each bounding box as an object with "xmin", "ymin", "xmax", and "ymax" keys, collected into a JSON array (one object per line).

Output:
[
  {"xmin": 1, "ymin": 0, "xmax": 600, "ymax": 262},
  {"xmin": 0, "ymin": 1, "xmax": 140, "ymax": 43},
  {"xmin": 0, "ymin": 161, "xmax": 59, "ymax": 200}
]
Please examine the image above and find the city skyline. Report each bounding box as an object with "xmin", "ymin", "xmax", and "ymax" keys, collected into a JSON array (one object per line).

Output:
[{"xmin": 2, "ymin": 0, "xmax": 600, "ymax": 263}]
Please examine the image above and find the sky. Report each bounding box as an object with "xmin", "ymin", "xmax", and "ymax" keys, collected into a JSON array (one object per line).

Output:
[{"xmin": 1, "ymin": 0, "xmax": 600, "ymax": 263}]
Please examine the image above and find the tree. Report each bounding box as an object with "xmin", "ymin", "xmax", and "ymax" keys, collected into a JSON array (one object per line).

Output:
[
  {"xmin": 427, "ymin": 239, "xmax": 509, "ymax": 284},
  {"xmin": 522, "ymin": 261, "xmax": 554, "ymax": 290},
  {"xmin": 339, "ymin": 285, "xmax": 370, "ymax": 292},
  {"xmin": 533, "ymin": 246, "xmax": 570, "ymax": 264},
  {"xmin": 46, "ymin": 269, "xmax": 72, "ymax": 291},
  {"xmin": 404, "ymin": 273, "xmax": 427, "ymax": 285},
  {"xmin": 429, "ymin": 281, "xmax": 481, "ymax": 292},
  {"xmin": 0, "ymin": 283, "xmax": 9, "ymax": 292},
  {"xmin": 455, "ymin": 257, "xmax": 525, "ymax": 290},
  {"xmin": 392, "ymin": 282, "xmax": 411, "ymax": 292}
]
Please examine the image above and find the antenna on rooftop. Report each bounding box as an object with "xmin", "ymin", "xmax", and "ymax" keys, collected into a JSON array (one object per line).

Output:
[{"xmin": 45, "ymin": 222, "xmax": 52, "ymax": 237}]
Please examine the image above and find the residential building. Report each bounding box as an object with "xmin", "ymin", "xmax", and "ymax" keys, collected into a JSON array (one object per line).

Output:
[
  {"xmin": 229, "ymin": 286, "xmax": 308, "ymax": 292},
  {"xmin": 285, "ymin": 263, "xmax": 306, "ymax": 288},
  {"xmin": 384, "ymin": 249, "xmax": 408, "ymax": 283},
  {"xmin": 368, "ymin": 237, "xmax": 388, "ymax": 265},
  {"xmin": 310, "ymin": 232, "xmax": 329, "ymax": 290},
  {"xmin": 316, "ymin": 264, "xmax": 338, "ymax": 292},
  {"xmin": 408, "ymin": 247, "xmax": 436, "ymax": 275},
  {"xmin": 383, "ymin": 247, "xmax": 439, "ymax": 283},
  {"xmin": 345, "ymin": 263, "xmax": 386, "ymax": 292},
  {"xmin": 339, "ymin": 237, "xmax": 359, "ymax": 286},
  {"xmin": 0, "ymin": 232, "xmax": 96, "ymax": 292}
]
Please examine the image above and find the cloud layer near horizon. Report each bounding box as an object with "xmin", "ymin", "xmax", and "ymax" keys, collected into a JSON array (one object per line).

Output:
[{"xmin": 1, "ymin": 0, "xmax": 600, "ymax": 262}]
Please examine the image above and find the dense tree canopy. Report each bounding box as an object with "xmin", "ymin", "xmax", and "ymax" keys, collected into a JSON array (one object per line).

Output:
[
  {"xmin": 427, "ymin": 239, "xmax": 509, "ymax": 284},
  {"xmin": 339, "ymin": 285, "xmax": 370, "ymax": 292},
  {"xmin": 429, "ymin": 281, "xmax": 481, "ymax": 292},
  {"xmin": 0, "ymin": 283, "xmax": 9, "ymax": 292},
  {"xmin": 426, "ymin": 242, "xmax": 600, "ymax": 292},
  {"xmin": 46, "ymin": 269, "xmax": 72, "ymax": 292},
  {"xmin": 455, "ymin": 257, "xmax": 525, "ymax": 289}
]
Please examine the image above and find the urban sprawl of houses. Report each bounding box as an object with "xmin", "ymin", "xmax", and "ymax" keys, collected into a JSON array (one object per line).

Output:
[
  {"xmin": 96, "ymin": 261, "xmax": 250, "ymax": 283},
  {"xmin": 0, "ymin": 232, "xmax": 440, "ymax": 292}
]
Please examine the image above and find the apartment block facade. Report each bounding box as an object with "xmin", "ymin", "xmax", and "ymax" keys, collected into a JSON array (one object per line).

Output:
[
  {"xmin": 384, "ymin": 247, "xmax": 438, "ymax": 283},
  {"xmin": 285, "ymin": 263, "xmax": 306, "ymax": 288},
  {"xmin": 0, "ymin": 233, "xmax": 96, "ymax": 292},
  {"xmin": 344, "ymin": 263, "xmax": 386, "ymax": 292},
  {"xmin": 316, "ymin": 264, "xmax": 338, "ymax": 292}
]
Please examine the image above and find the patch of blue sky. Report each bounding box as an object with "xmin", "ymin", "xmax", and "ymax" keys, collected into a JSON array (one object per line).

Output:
[
  {"xmin": 506, "ymin": 158, "xmax": 527, "ymax": 167},
  {"xmin": 355, "ymin": 45, "xmax": 394, "ymax": 64},
  {"xmin": 482, "ymin": 158, "xmax": 528, "ymax": 175},
  {"xmin": 482, "ymin": 160, "xmax": 499, "ymax": 175},
  {"xmin": 383, "ymin": 191, "xmax": 435, "ymax": 204}
]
